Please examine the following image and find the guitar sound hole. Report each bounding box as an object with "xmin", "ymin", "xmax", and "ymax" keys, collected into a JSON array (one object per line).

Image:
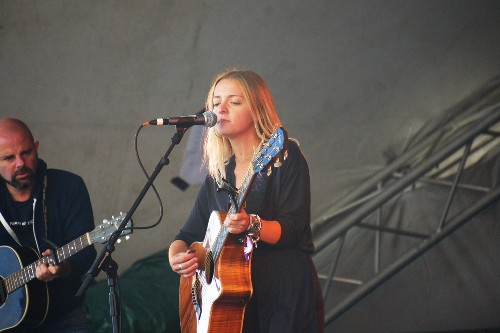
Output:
[{"xmin": 0, "ymin": 278, "xmax": 6, "ymax": 305}]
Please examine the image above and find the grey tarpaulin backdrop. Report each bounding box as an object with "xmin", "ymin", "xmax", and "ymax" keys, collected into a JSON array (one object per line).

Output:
[{"xmin": 1, "ymin": 1, "xmax": 499, "ymax": 331}]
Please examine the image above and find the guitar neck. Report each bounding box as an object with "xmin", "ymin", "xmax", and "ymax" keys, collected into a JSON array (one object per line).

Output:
[
  {"xmin": 211, "ymin": 171, "xmax": 255, "ymax": 261},
  {"xmin": 5, "ymin": 233, "xmax": 92, "ymax": 294}
]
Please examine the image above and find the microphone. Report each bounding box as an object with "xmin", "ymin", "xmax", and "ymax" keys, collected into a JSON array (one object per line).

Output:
[{"xmin": 143, "ymin": 111, "xmax": 217, "ymax": 128}]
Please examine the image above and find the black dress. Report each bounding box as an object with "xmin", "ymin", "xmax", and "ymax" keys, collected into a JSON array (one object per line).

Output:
[{"xmin": 175, "ymin": 139, "xmax": 324, "ymax": 332}]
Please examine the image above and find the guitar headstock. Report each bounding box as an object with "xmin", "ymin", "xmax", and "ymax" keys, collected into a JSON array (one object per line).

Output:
[
  {"xmin": 223, "ymin": 128, "xmax": 287, "ymax": 213},
  {"xmin": 89, "ymin": 212, "xmax": 133, "ymax": 244},
  {"xmin": 252, "ymin": 127, "xmax": 286, "ymax": 173}
]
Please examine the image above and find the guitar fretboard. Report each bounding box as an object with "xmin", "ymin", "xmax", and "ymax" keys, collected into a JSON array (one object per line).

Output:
[
  {"xmin": 4, "ymin": 233, "xmax": 91, "ymax": 293},
  {"xmin": 211, "ymin": 168, "xmax": 255, "ymax": 261}
]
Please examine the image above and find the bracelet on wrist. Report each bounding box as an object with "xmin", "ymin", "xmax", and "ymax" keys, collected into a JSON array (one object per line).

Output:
[{"xmin": 247, "ymin": 214, "xmax": 262, "ymax": 246}]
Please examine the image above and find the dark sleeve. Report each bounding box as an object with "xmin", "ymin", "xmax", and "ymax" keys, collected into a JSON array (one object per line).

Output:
[
  {"xmin": 51, "ymin": 173, "xmax": 97, "ymax": 277},
  {"xmin": 174, "ymin": 176, "xmax": 215, "ymax": 246},
  {"xmin": 272, "ymin": 140, "xmax": 314, "ymax": 251}
]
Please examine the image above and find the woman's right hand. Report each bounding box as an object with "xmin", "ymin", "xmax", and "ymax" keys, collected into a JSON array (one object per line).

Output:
[{"xmin": 169, "ymin": 240, "xmax": 198, "ymax": 277}]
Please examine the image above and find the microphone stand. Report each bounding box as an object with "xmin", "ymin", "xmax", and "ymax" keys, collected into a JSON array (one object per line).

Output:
[{"xmin": 76, "ymin": 126, "xmax": 189, "ymax": 333}]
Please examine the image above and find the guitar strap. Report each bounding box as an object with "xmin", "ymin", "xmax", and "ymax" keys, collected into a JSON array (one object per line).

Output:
[
  {"xmin": 42, "ymin": 174, "xmax": 48, "ymax": 240},
  {"xmin": 0, "ymin": 211, "xmax": 21, "ymax": 245},
  {"xmin": 33, "ymin": 174, "xmax": 48, "ymax": 254}
]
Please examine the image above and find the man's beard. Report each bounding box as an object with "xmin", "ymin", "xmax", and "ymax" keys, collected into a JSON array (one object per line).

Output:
[{"xmin": 3, "ymin": 167, "xmax": 36, "ymax": 190}]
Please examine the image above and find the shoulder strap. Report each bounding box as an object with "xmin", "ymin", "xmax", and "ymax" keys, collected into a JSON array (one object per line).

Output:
[{"xmin": 0, "ymin": 211, "xmax": 22, "ymax": 246}]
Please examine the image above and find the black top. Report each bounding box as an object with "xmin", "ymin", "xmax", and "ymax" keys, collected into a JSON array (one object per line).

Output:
[{"xmin": 175, "ymin": 139, "xmax": 323, "ymax": 332}]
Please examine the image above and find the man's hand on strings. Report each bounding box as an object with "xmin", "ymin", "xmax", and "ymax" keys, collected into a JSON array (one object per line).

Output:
[{"xmin": 36, "ymin": 249, "xmax": 71, "ymax": 282}]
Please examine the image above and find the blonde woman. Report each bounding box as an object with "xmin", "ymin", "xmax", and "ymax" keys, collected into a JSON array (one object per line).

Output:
[{"xmin": 169, "ymin": 69, "xmax": 324, "ymax": 332}]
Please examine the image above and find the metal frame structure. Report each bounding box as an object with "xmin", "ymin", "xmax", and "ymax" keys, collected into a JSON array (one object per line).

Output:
[{"xmin": 313, "ymin": 101, "xmax": 500, "ymax": 325}]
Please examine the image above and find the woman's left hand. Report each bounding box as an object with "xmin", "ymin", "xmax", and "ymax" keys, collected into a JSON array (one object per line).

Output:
[{"xmin": 226, "ymin": 209, "xmax": 251, "ymax": 234}]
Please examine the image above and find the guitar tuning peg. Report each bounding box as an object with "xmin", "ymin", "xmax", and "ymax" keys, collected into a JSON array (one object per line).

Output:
[
  {"xmin": 125, "ymin": 235, "xmax": 130, "ymax": 240},
  {"xmin": 117, "ymin": 239, "xmax": 122, "ymax": 244},
  {"xmin": 267, "ymin": 166, "xmax": 272, "ymax": 176}
]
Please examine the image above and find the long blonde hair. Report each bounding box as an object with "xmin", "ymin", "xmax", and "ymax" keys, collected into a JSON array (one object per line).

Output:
[{"xmin": 204, "ymin": 69, "xmax": 282, "ymax": 183}]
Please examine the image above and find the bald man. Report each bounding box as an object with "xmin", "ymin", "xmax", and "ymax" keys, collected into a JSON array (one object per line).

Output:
[{"xmin": 0, "ymin": 118, "xmax": 96, "ymax": 333}]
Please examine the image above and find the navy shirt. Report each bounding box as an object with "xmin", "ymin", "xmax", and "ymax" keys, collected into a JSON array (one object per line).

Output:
[{"xmin": 0, "ymin": 159, "xmax": 97, "ymax": 320}]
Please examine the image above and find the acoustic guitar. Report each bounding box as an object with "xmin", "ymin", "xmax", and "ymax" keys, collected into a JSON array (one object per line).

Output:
[
  {"xmin": 179, "ymin": 128, "xmax": 287, "ymax": 333},
  {"xmin": 0, "ymin": 213, "xmax": 131, "ymax": 332}
]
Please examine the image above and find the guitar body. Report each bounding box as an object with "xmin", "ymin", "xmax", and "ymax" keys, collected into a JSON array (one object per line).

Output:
[
  {"xmin": 0, "ymin": 213, "xmax": 130, "ymax": 333},
  {"xmin": 179, "ymin": 211, "xmax": 252, "ymax": 333},
  {"xmin": 0, "ymin": 246, "xmax": 49, "ymax": 333}
]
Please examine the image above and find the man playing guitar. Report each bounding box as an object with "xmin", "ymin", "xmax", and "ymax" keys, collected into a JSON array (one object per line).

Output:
[{"xmin": 0, "ymin": 118, "xmax": 97, "ymax": 333}]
